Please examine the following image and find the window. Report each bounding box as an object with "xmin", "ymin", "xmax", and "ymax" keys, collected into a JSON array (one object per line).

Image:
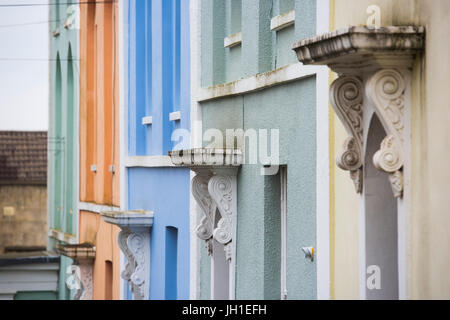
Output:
[{"xmin": 165, "ymin": 226, "xmax": 178, "ymax": 300}]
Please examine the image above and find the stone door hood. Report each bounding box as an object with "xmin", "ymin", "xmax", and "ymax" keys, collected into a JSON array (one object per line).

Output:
[{"xmin": 292, "ymin": 26, "xmax": 425, "ymax": 73}]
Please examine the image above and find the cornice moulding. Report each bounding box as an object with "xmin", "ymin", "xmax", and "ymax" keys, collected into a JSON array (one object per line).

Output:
[
  {"xmin": 101, "ymin": 210, "xmax": 154, "ymax": 228},
  {"xmin": 168, "ymin": 148, "xmax": 243, "ymax": 169},
  {"xmin": 57, "ymin": 243, "xmax": 96, "ymax": 260},
  {"xmin": 293, "ymin": 26, "xmax": 425, "ymax": 72}
]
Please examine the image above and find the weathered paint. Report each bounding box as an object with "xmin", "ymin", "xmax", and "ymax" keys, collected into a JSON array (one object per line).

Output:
[
  {"xmin": 330, "ymin": 0, "xmax": 450, "ymax": 299},
  {"xmin": 48, "ymin": 0, "xmax": 80, "ymax": 300},
  {"xmin": 125, "ymin": 0, "xmax": 191, "ymax": 300},
  {"xmin": 78, "ymin": 211, "xmax": 121, "ymax": 300},
  {"xmin": 198, "ymin": 0, "xmax": 317, "ymax": 299},
  {"xmin": 79, "ymin": 0, "xmax": 121, "ymax": 300}
]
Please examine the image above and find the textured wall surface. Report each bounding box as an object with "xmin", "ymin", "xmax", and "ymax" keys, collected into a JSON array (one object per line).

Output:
[
  {"xmin": 0, "ymin": 186, "xmax": 47, "ymax": 253},
  {"xmin": 198, "ymin": 0, "xmax": 317, "ymax": 300},
  {"xmin": 331, "ymin": 0, "xmax": 450, "ymax": 299},
  {"xmin": 126, "ymin": 0, "xmax": 191, "ymax": 300},
  {"xmin": 128, "ymin": 168, "xmax": 191, "ymax": 300},
  {"xmin": 202, "ymin": 79, "xmax": 317, "ymax": 299}
]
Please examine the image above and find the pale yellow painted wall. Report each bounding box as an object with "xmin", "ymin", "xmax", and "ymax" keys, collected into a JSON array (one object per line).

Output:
[
  {"xmin": 331, "ymin": 0, "xmax": 450, "ymax": 299},
  {"xmin": 331, "ymin": 90, "xmax": 361, "ymax": 300}
]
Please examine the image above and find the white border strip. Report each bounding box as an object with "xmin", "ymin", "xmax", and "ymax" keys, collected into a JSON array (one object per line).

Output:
[
  {"xmin": 48, "ymin": 229, "xmax": 77, "ymax": 244},
  {"xmin": 270, "ymin": 10, "xmax": 295, "ymax": 32},
  {"xmin": 169, "ymin": 111, "xmax": 181, "ymax": 122},
  {"xmin": 78, "ymin": 201, "xmax": 121, "ymax": 214},
  {"xmin": 198, "ymin": 63, "xmax": 318, "ymax": 102},
  {"xmin": 125, "ymin": 156, "xmax": 176, "ymax": 168},
  {"xmin": 224, "ymin": 32, "xmax": 242, "ymax": 48},
  {"xmin": 190, "ymin": 0, "xmax": 202, "ymax": 300},
  {"xmin": 118, "ymin": 0, "xmax": 129, "ymax": 301},
  {"xmin": 142, "ymin": 116, "xmax": 153, "ymax": 125}
]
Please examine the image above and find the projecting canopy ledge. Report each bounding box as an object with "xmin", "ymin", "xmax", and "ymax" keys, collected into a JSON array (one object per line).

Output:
[
  {"xmin": 292, "ymin": 26, "xmax": 425, "ymax": 73},
  {"xmin": 100, "ymin": 210, "xmax": 153, "ymax": 300}
]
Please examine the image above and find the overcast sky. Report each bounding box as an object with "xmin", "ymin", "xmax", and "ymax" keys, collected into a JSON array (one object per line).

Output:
[{"xmin": 0, "ymin": 0, "xmax": 49, "ymax": 131}]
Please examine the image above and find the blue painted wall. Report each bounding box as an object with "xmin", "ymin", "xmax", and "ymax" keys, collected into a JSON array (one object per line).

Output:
[
  {"xmin": 128, "ymin": 0, "xmax": 191, "ymax": 156},
  {"xmin": 127, "ymin": 0, "xmax": 191, "ymax": 300},
  {"xmin": 128, "ymin": 168, "xmax": 190, "ymax": 300}
]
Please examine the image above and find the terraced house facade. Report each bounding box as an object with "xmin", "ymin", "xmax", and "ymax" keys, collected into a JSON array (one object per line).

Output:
[{"xmin": 43, "ymin": 0, "xmax": 450, "ymax": 300}]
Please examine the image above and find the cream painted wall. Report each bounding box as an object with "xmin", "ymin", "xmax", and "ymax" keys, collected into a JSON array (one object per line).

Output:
[
  {"xmin": 331, "ymin": 96, "xmax": 360, "ymax": 300},
  {"xmin": 331, "ymin": 0, "xmax": 450, "ymax": 299}
]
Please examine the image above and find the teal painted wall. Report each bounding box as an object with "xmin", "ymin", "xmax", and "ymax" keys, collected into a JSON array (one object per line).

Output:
[
  {"xmin": 48, "ymin": 0, "xmax": 79, "ymax": 300},
  {"xmin": 14, "ymin": 291, "xmax": 58, "ymax": 300},
  {"xmin": 199, "ymin": 0, "xmax": 317, "ymax": 299},
  {"xmin": 201, "ymin": 0, "xmax": 316, "ymax": 87}
]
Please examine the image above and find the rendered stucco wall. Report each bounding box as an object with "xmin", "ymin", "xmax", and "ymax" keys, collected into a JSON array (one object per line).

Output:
[
  {"xmin": 127, "ymin": 168, "xmax": 191, "ymax": 300},
  {"xmin": 331, "ymin": 0, "xmax": 450, "ymax": 299},
  {"xmin": 198, "ymin": 0, "xmax": 317, "ymax": 300}
]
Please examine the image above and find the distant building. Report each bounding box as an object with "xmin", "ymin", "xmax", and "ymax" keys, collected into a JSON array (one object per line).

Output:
[{"xmin": 0, "ymin": 131, "xmax": 59, "ymax": 300}]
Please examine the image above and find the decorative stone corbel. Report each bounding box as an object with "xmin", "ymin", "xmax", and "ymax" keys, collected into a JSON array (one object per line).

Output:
[
  {"xmin": 101, "ymin": 210, "xmax": 153, "ymax": 300},
  {"xmin": 57, "ymin": 243, "xmax": 96, "ymax": 300},
  {"xmin": 209, "ymin": 174, "xmax": 235, "ymax": 261},
  {"xmin": 330, "ymin": 75, "xmax": 364, "ymax": 193},
  {"xmin": 169, "ymin": 148, "xmax": 241, "ymax": 261},
  {"xmin": 192, "ymin": 172, "xmax": 216, "ymax": 255},
  {"xmin": 293, "ymin": 26, "xmax": 424, "ymax": 198},
  {"xmin": 367, "ymin": 69, "xmax": 407, "ymax": 197},
  {"xmin": 373, "ymin": 135, "xmax": 404, "ymax": 197}
]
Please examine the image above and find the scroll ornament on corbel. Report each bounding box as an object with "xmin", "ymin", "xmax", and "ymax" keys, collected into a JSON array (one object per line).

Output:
[
  {"xmin": 367, "ymin": 69, "xmax": 406, "ymax": 198},
  {"xmin": 331, "ymin": 75, "xmax": 364, "ymax": 193},
  {"xmin": 373, "ymin": 136, "xmax": 404, "ymax": 198},
  {"xmin": 118, "ymin": 229, "xmax": 149, "ymax": 300},
  {"xmin": 208, "ymin": 175, "xmax": 234, "ymax": 261},
  {"xmin": 192, "ymin": 174, "xmax": 215, "ymax": 256}
]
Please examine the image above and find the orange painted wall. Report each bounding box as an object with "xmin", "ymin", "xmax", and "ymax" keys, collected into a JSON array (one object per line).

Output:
[
  {"xmin": 79, "ymin": 0, "xmax": 121, "ymax": 300},
  {"xmin": 79, "ymin": 211, "xmax": 121, "ymax": 300},
  {"xmin": 80, "ymin": 0, "xmax": 120, "ymax": 206}
]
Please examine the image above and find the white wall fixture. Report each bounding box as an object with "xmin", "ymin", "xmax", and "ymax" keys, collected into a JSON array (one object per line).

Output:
[
  {"xmin": 57, "ymin": 243, "xmax": 96, "ymax": 300},
  {"xmin": 224, "ymin": 32, "xmax": 242, "ymax": 48},
  {"xmin": 101, "ymin": 210, "xmax": 154, "ymax": 300},
  {"xmin": 142, "ymin": 116, "xmax": 153, "ymax": 125},
  {"xmin": 270, "ymin": 10, "xmax": 295, "ymax": 32},
  {"xmin": 293, "ymin": 25, "xmax": 425, "ymax": 300},
  {"xmin": 169, "ymin": 111, "xmax": 181, "ymax": 122},
  {"xmin": 169, "ymin": 148, "xmax": 242, "ymax": 299}
]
